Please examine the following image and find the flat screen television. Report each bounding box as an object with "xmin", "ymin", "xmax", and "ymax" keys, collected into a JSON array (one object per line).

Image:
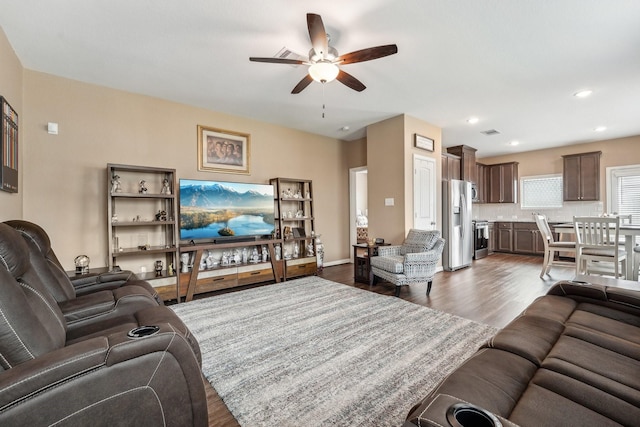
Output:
[{"xmin": 179, "ymin": 179, "xmax": 275, "ymax": 243}]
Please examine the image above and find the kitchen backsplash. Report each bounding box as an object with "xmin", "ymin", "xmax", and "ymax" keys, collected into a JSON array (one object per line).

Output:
[{"xmin": 474, "ymin": 201, "xmax": 604, "ymax": 223}]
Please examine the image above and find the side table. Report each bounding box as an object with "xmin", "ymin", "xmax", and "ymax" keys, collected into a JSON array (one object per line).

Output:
[{"xmin": 353, "ymin": 243, "xmax": 389, "ymax": 285}]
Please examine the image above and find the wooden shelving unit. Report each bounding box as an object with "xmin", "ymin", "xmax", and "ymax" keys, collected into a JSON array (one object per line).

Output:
[
  {"xmin": 270, "ymin": 177, "xmax": 318, "ymax": 279},
  {"xmin": 107, "ymin": 164, "xmax": 179, "ymax": 300}
]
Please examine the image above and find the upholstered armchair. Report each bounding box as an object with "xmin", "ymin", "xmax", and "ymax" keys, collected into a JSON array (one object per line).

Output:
[{"xmin": 370, "ymin": 229, "xmax": 445, "ymax": 296}]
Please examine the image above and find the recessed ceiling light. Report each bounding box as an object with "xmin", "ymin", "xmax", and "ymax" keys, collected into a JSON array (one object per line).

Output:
[
  {"xmin": 466, "ymin": 117, "xmax": 479, "ymax": 124},
  {"xmin": 509, "ymin": 140, "xmax": 520, "ymax": 146},
  {"xmin": 340, "ymin": 126, "xmax": 350, "ymax": 131},
  {"xmin": 574, "ymin": 90, "xmax": 593, "ymax": 98},
  {"xmin": 594, "ymin": 126, "xmax": 607, "ymax": 132}
]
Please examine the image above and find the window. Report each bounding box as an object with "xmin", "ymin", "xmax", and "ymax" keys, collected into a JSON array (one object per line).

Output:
[
  {"xmin": 607, "ymin": 165, "xmax": 640, "ymax": 225},
  {"xmin": 520, "ymin": 175, "xmax": 563, "ymax": 209}
]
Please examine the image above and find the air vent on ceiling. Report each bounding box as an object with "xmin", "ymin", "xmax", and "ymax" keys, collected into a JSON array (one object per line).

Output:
[
  {"xmin": 481, "ymin": 129, "xmax": 501, "ymax": 136},
  {"xmin": 275, "ymin": 47, "xmax": 306, "ymax": 66}
]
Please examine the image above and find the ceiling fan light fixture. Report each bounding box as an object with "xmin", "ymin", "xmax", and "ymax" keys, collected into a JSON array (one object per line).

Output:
[{"xmin": 309, "ymin": 62, "xmax": 339, "ymax": 83}]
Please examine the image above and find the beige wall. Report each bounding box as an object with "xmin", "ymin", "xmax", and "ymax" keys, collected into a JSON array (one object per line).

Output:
[
  {"xmin": 0, "ymin": 27, "xmax": 23, "ymax": 219},
  {"xmin": 21, "ymin": 70, "xmax": 351, "ymax": 270},
  {"xmin": 366, "ymin": 114, "xmax": 442, "ymax": 245},
  {"xmin": 367, "ymin": 115, "xmax": 406, "ymax": 243}
]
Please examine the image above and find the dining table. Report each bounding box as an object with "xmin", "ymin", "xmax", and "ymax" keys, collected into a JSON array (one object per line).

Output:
[{"xmin": 553, "ymin": 222, "xmax": 640, "ymax": 279}]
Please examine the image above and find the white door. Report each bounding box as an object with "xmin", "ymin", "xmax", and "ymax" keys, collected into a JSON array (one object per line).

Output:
[{"xmin": 414, "ymin": 155, "xmax": 436, "ymax": 230}]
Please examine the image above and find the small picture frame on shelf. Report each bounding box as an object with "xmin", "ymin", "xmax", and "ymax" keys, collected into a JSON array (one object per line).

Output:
[
  {"xmin": 414, "ymin": 134, "xmax": 434, "ymax": 152},
  {"xmin": 197, "ymin": 125, "xmax": 250, "ymax": 174},
  {"xmin": 283, "ymin": 226, "xmax": 292, "ymax": 238},
  {"xmin": 292, "ymin": 227, "xmax": 306, "ymax": 238}
]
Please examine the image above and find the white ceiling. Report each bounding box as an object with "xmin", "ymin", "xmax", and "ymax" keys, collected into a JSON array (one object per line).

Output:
[{"xmin": 1, "ymin": 0, "xmax": 639, "ymax": 157}]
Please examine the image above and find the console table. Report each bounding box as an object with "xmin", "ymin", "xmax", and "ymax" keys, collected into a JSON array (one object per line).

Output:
[{"xmin": 179, "ymin": 239, "xmax": 283, "ymax": 302}]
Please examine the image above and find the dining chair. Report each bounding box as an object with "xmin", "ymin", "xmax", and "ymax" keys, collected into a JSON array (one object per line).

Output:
[
  {"xmin": 573, "ymin": 216, "xmax": 627, "ymax": 278},
  {"xmin": 633, "ymin": 246, "xmax": 640, "ymax": 281},
  {"xmin": 534, "ymin": 215, "xmax": 575, "ymax": 278}
]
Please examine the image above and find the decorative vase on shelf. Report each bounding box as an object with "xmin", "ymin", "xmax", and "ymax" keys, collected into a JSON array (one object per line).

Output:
[{"xmin": 315, "ymin": 234, "xmax": 324, "ymax": 270}]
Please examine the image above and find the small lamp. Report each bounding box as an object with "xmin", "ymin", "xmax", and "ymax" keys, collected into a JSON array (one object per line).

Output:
[{"xmin": 74, "ymin": 255, "xmax": 90, "ymax": 274}]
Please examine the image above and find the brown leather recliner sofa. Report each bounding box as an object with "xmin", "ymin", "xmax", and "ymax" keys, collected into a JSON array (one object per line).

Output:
[
  {"xmin": 405, "ymin": 281, "xmax": 640, "ymax": 427},
  {"xmin": 0, "ymin": 222, "xmax": 207, "ymax": 426}
]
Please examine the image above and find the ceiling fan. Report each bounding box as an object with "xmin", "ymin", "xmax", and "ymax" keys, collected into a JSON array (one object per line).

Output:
[{"xmin": 250, "ymin": 13, "xmax": 398, "ymax": 94}]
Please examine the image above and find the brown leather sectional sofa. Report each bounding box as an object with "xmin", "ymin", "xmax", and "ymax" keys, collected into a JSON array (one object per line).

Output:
[
  {"xmin": 405, "ymin": 281, "xmax": 640, "ymax": 427},
  {"xmin": 0, "ymin": 221, "xmax": 207, "ymax": 426}
]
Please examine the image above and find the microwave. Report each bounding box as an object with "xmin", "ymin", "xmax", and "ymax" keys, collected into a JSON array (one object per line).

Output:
[{"xmin": 471, "ymin": 183, "xmax": 479, "ymax": 202}]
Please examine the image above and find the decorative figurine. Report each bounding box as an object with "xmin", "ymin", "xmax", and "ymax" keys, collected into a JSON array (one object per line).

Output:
[
  {"xmin": 111, "ymin": 213, "xmax": 118, "ymax": 223},
  {"xmin": 284, "ymin": 247, "xmax": 290, "ymax": 260},
  {"xmin": 233, "ymin": 249, "xmax": 241, "ymax": 264},
  {"xmin": 155, "ymin": 260, "xmax": 163, "ymax": 277},
  {"xmin": 242, "ymin": 247, "xmax": 248, "ymax": 264},
  {"xmin": 155, "ymin": 210, "xmax": 167, "ymax": 221},
  {"xmin": 111, "ymin": 174, "xmax": 122, "ymax": 193},
  {"xmin": 162, "ymin": 179, "xmax": 171, "ymax": 195},
  {"xmin": 74, "ymin": 255, "xmax": 90, "ymax": 274},
  {"xmin": 251, "ymin": 247, "xmax": 260, "ymax": 263},
  {"xmin": 275, "ymin": 245, "xmax": 281, "ymax": 261},
  {"xmin": 221, "ymin": 252, "xmax": 229, "ymax": 266},
  {"xmin": 293, "ymin": 244, "xmax": 299, "ymax": 258},
  {"xmin": 199, "ymin": 254, "xmax": 207, "ymax": 270},
  {"xmin": 205, "ymin": 250, "xmax": 215, "ymax": 269},
  {"xmin": 180, "ymin": 253, "xmax": 190, "ymax": 273},
  {"xmin": 262, "ymin": 245, "xmax": 268, "ymax": 262},
  {"xmin": 168, "ymin": 263, "xmax": 174, "ymax": 276},
  {"xmin": 305, "ymin": 191, "xmax": 310, "ymax": 199},
  {"xmin": 295, "ymin": 210, "xmax": 304, "ymax": 218},
  {"xmin": 139, "ymin": 180, "xmax": 148, "ymax": 194},
  {"xmin": 306, "ymin": 242, "xmax": 314, "ymax": 257},
  {"xmin": 315, "ymin": 234, "xmax": 324, "ymax": 271}
]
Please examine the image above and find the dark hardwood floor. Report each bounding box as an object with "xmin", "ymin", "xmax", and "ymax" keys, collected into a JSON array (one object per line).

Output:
[{"xmin": 203, "ymin": 252, "xmax": 574, "ymax": 426}]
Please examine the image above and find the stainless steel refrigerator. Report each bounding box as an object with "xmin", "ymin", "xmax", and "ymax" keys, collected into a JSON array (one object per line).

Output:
[{"xmin": 442, "ymin": 179, "xmax": 473, "ymax": 271}]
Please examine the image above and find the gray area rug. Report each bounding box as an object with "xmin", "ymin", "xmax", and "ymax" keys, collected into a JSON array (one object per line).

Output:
[{"xmin": 171, "ymin": 276, "xmax": 499, "ymax": 426}]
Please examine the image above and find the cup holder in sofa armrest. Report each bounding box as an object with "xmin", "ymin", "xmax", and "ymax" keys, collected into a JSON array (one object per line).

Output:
[
  {"xmin": 127, "ymin": 325, "xmax": 160, "ymax": 339},
  {"xmin": 446, "ymin": 403, "xmax": 502, "ymax": 427}
]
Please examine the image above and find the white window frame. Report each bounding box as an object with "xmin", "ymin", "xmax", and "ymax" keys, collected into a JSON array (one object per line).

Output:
[
  {"xmin": 520, "ymin": 174, "xmax": 563, "ymax": 210},
  {"xmin": 606, "ymin": 164, "xmax": 640, "ymax": 223}
]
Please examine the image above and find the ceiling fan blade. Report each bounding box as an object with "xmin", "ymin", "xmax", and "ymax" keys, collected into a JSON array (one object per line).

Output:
[
  {"xmin": 337, "ymin": 44, "xmax": 398, "ymax": 65},
  {"xmin": 292, "ymin": 74, "xmax": 314, "ymax": 94},
  {"xmin": 336, "ymin": 70, "xmax": 366, "ymax": 92},
  {"xmin": 307, "ymin": 13, "xmax": 329, "ymax": 57},
  {"xmin": 249, "ymin": 57, "xmax": 306, "ymax": 65}
]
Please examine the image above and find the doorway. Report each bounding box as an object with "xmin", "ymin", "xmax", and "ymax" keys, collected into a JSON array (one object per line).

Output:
[{"xmin": 349, "ymin": 166, "xmax": 368, "ymax": 261}]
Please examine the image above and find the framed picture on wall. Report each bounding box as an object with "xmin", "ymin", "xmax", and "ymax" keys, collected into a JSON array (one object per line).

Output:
[
  {"xmin": 414, "ymin": 134, "xmax": 434, "ymax": 152},
  {"xmin": 197, "ymin": 125, "xmax": 250, "ymax": 174}
]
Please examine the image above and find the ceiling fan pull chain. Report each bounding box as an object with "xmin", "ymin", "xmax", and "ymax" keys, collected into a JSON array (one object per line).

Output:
[{"xmin": 322, "ymin": 83, "xmax": 326, "ymax": 118}]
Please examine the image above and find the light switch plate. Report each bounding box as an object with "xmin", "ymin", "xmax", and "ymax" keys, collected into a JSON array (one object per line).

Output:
[{"xmin": 385, "ymin": 198, "xmax": 394, "ymax": 206}]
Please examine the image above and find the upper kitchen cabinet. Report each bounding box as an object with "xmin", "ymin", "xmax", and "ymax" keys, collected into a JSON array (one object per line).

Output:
[
  {"xmin": 475, "ymin": 162, "xmax": 487, "ymax": 203},
  {"xmin": 442, "ymin": 153, "xmax": 461, "ymax": 181},
  {"xmin": 487, "ymin": 162, "xmax": 519, "ymax": 203},
  {"xmin": 562, "ymin": 151, "xmax": 601, "ymax": 201},
  {"xmin": 447, "ymin": 145, "xmax": 477, "ymax": 183}
]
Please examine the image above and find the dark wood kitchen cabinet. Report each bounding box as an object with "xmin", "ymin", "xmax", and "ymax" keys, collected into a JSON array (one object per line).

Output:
[
  {"xmin": 442, "ymin": 153, "xmax": 461, "ymax": 181},
  {"xmin": 496, "ymin": 222, "xmax": 513, "ymax": 252},
  {"xmin": 487, "ymin": 162, "xmax": 519, "ymax": 203},
  {"xmin": 513, "ymin": 223, "xmax": 545, "ymax": 255},
  {"xmin": 447, "ymin": 145, "xmax": 477, "ymax": 183},
  {"xmin": 562, "ymin": 151, "xmax": 601, "ymax": 201},
  {"xmin": 475, "ymin": 162, "xmax": 487, "ymax": 203}
]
